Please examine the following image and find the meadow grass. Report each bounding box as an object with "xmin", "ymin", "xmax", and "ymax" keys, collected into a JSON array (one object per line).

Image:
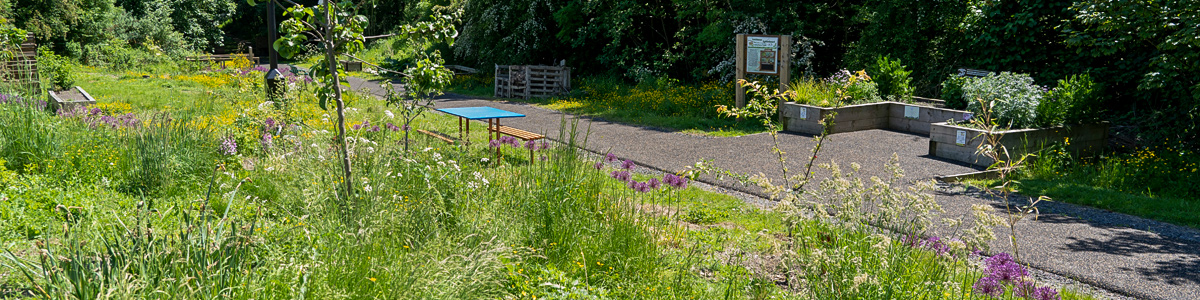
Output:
[{"xmin": 0, "ymin": 65, "xmax": 1101, "ymax": 299}]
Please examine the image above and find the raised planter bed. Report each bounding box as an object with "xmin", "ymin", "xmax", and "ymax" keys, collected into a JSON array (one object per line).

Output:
[
  {"xmin": 928, "ymin": 122, "xmax": 1109, "ymax": 167},
  {"xmin": 48, "ymin": 86, "xmax": 97, "ymax": 112},
  {"xmin": 780, "ymin": 101, "xmax": 971, "ymax": 135},
  {"xmin": 341, "ymin": 60, "xmax": 363, "ymax": 72}
]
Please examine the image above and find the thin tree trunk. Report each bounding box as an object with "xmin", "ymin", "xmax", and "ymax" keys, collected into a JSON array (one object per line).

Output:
[{"xmin": 324, "ymin": 2, "xmax": 353, "ymax": 197}]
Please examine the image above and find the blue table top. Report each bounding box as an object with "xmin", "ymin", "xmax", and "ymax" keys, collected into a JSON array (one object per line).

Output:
[{"xmin": 437, "ymin": 107, "xmax": 525, "ymax": 120}]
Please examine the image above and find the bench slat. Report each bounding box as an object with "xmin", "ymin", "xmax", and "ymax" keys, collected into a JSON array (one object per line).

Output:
[{"xmin": 488, "ymin": 126, "xmax": 545, "ymax": 140}]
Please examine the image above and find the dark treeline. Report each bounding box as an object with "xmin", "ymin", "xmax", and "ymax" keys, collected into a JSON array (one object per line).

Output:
[{"xmin": 4, "ymin": 0, "xmax": 1197, "ymax": 145}]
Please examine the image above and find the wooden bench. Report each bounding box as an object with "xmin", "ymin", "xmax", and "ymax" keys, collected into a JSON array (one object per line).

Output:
[
  {"xmin": 416, "ymin": 129, "xmax": 456, "ymax": 144},
  {"xmin": 489, "ymin": 125, "xmax": 546, "ymax": 161},
  {"xmin": 957, "ymin": 68, "xmax": 992, "ymax": 78}
]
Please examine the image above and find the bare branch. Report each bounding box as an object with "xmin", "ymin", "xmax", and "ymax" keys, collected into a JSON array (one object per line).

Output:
[
  {"xmin": 364, "ymin": 33, "xmax": 398, "ymax": 40},
  {"xmin": 344, "ymin": 53, "xmax": 412, "ymax": 78}
]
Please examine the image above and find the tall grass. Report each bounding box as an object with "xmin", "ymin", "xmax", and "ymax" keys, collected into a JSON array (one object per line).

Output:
[{"xmin": 1017, "ymin": 141, "xmax": 1200, "ymax": 228}]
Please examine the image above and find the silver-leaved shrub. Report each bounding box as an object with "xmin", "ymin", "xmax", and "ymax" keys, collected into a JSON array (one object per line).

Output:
[{"xmin": 963, "ymin": 72, "xmax": 1044, "ymax": 129}]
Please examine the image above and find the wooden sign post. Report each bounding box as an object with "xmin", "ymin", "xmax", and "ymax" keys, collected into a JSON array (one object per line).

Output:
[{"xmin": 735, "ymin": 34, "xmax": 791, "ymax": 109}]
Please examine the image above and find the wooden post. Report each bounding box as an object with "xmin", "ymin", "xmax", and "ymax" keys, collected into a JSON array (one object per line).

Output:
[
  {"xmin": 735, "ymin": 34, "xmax": 747, "ymax": 108},
  {"xmin": 523, "ymin": 66, "xmax": 531, "ymax": 99},
  {"xmin": 779, "ymin": 35, "xmax": 792, "ymax": 124}
]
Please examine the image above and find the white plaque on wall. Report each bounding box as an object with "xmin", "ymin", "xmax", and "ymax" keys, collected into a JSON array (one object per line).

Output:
[
  {"xmin": 904, "ymin": 105, "xmax": 919, "ymax": 119},
  {"xmin": 956, "ymin": 130, "xmax": 967, "ymax": 146},
  {"xmin": 800, "ymin": 107, "xmax": 807, "ymax": 120}
]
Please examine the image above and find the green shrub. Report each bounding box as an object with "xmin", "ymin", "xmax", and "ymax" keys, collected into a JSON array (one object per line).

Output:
[
  {"xmin": 868, "ymin": 55, "xmax": 913, "ymax": 98},
  {"xmin": 963, "ymin": 72, "xmax": 1044, "ymax": 129},
  {"xmin": 1039, "ymin": 74, "xmax": 1104, "ymax": 127},
  {"xmin": 940, "ymin": 75, "xmax": 970, "ymax": 109},
  {"xmin": 82, "ymin": 38, "xmax": 177, "ymax": 72},
  {"xmin": 37, "ymin": 47, "xmax": 76, "ymax": 90}
]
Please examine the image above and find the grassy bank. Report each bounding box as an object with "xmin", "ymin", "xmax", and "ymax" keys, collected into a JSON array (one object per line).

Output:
[{"xmin": 1002, "ymin": 142, "xmax": 1200, "ymax": 228}]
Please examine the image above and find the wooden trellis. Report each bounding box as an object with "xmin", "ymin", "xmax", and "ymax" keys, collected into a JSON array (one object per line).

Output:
[
  {"xmin": 2, "ymin": 34, "xmax": 39, "ymax": 92},
  {"xmin": 494, "ymin": 64, "xmax": 571, "ymax": 99}
]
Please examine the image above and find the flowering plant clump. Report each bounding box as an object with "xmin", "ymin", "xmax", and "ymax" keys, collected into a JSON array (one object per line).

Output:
[
  {"xmin": 969, "ymin": 252, "xmax": 1061, "ymax": 300},
  {"xmin": 219, "ymin": 137, "xmax": 238, "ymax": 155},
  {"xmin": 57, "ymin": 105, "xmax": 142, "ymax": 129}
]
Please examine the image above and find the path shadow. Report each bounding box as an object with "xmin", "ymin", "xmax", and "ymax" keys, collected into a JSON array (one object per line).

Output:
[{"xmin": 1061, "ymin": 229, "xmax": 1200, "ymax": 286}]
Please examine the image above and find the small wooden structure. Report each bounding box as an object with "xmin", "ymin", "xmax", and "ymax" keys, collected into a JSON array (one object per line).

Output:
[
  {"xmin": 185, "ymin": 48, "xmax": 257, "ymax": 63},
  {"xmin": 494, "ymin": 64, "xmax": 571, "ymax": 99},
  {"xmin": 1, "ymin": 34, "xmax": 40, "ymax": 91}
]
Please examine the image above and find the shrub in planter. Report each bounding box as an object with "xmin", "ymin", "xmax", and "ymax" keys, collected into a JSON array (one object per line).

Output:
[
  {"xmin": 868, "ymin": 55, "xmax": 913, "ymax": 99},
  {"xmin": 940, "ymin": 74, "xmax": 970, "ymax": 109},
  {"xmin": 1038, "ymin": 74, "xmax": 1104, "ymax": 127},
  {"xmin": 827, "ymin": 69, "xmax": 881, "ymax": 104},
  {"xmin": 963, "ymin": 72, "xmax": 1043, "ymax": 129},
  {"xmin": 786, "ymin": 78, "xmax": 840, "ymax": 107}
]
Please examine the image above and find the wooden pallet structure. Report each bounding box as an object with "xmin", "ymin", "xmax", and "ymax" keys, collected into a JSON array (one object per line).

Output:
[
  {"xmin": 185, "ymin": 47, "xmax": 257, "ymax": 63},
  {"xmin": 2, "ymin": 34, "xmax": 40, "ymax": 92},
  {"xmin": 494, "ymin": 64, "xmax": 571, "ymax": 99}
]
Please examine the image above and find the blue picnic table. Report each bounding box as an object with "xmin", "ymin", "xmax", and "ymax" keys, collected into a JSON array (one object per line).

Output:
[{"xmin": 436, "ymin": 107, "xmax": 526, "ymax": 155}]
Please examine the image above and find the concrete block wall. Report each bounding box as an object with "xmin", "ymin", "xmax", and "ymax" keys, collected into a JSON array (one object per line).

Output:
[
  {"xmin": 929, "ymin": 122, "xmax": 1110, "ymax": 167},
  {"xmin": 781, "ymin": 101, "xmax": 970, "ymax": 135}
]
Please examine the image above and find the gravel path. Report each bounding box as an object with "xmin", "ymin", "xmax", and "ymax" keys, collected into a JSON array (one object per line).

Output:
[{"xmin": 340, "ymin": 75, "xmax": 1200, "ymax": 300}]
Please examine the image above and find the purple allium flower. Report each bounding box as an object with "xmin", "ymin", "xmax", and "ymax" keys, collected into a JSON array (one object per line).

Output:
[
  {"xmin": 664, "ymin": 174, "xmax": 688, "ymax": 189},
  {"xmin": 538, "ymin": 140, "xmax": 550, "ymax": 150},
  {"xmin": 489, "ymin": 139, "xmax": 502, "ymax": 148},
  {"xmin": 628, "ymin": 180, "xmax": 639, "ymax": 190},
  {"xmin": 89, "ymin": 107, "xmax": 102, "ymax": 116},
  {"xmin": 386, "ymin": 122, "xmax": 400, "ymax": 131},
  {"xmin": 265, "ymin": 117, "xmax": 277, "ymax": 130},
  {"xmin": 986, "ymin": 253, "xmax": 1015, "ymax": 269},
  {"xmin": 620, "ymin": 159, "xmax": 635, "ymax": 170},
  {"xmin": 924, "ymin": 236, "xmax": 950, "ymax": 255},
  {"xmin": 972, "ymin": 276, "xmax": 1004, "ymax": 297},
  {"xmin": 593, "ymin": 162, "xmax": 604, "ymax": 170},
  {"xmin": 1012, "ymin": 280, "xmax": 1036, "ymax": 298},
  {"xmin": 648, "ymin": 178, "xmax": 661, "ymax": 189},
  {"xmin": 538, "ymin": 155, "xmax": 547, "ymax": 161},
  {"xmin": 605, "ymin": 153, "xmax": 617, "ymax": 162},
  {"xmin": 1032, "ymin": 287, "xmax": 1060, "ymax": 300},
  {"xmin": 368, "ymin": 125, "xmax": 381, "ymax": 132},
  {"xmin": 402, "ymin": 124, "xmax": 411, "ymax": 131},
  {"xmin": 219, "ymin": 138, "xmax": 238, "ymax": 155},
  {"xmin": 525, "ymin": 140, "xmax": 537, "ymax": 150},
  {"xmin": 632, "ymin": 181, "xmax": 652, "ymax": 193},
  {"xmin": 261, "ymin": 133, "xmax": 274, "ymax": 150},
  {"xmin": 989, "ymin": 261, "xmax": 1028, "ymax": 283},
  {"xmin": 352, "ymin": 124, "xmax": 363, "ymax": 130},
  {"xmin": 610, "ymin": 170, "xmax": 632, "ymax": 182},
  {"xmin": 100, "ymin": 115, "xmax": 117, "ymax": 128}
]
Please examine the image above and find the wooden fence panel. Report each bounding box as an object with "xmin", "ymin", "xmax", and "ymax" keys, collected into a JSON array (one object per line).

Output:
[{"xmin": 494, "ymin": 64, "xmax": 571, "ymax": 99}]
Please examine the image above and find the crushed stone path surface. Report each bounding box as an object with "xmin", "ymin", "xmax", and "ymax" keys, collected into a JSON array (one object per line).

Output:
[{"xmin": 341, "ymin": 75, "xmax": 1199, "ymax": 300}]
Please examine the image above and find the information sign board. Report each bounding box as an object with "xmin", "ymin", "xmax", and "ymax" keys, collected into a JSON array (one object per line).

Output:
[{"xmin": 745, "ymin": 36, "xmax": 780, "ymax": 75}]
